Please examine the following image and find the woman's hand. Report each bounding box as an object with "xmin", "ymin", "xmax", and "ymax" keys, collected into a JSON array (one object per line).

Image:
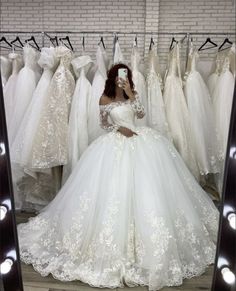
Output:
[
  {"xmin": 120, "ymin": 78, "xmax": 135, "ymax": 100},
  {"xmin": 118, "ymin": 126, "xmax": 138, "ymax": 137}
]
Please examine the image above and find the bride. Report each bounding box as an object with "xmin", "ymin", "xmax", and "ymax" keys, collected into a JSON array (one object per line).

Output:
[{"xmin": 17, "ymin": 63, "xmax": 219, "ymax": 291}]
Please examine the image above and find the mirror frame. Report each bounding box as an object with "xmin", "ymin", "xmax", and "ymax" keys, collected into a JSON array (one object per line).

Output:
[{"xmin": 0, "ymin": 70, "xmax": 235, "ymax": 290}]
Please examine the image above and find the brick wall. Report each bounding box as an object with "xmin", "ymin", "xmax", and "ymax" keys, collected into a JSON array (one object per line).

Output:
[{"xmin": 0, "ymin": 0, "xmax": 235, "ymax": 77}]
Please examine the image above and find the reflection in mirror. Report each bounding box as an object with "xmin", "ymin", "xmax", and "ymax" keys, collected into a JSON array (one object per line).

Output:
[{"xmin": 0, "ymin": 34, "xmax": 235, "ymax": 291}]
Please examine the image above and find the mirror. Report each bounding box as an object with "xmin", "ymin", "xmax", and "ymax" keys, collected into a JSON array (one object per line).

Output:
[{"xmin": 0, "ymin": 33, "xmax": 235, "ymax": 291}]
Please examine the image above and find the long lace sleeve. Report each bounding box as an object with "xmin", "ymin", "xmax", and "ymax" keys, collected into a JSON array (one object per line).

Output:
[
  {"xmin": 99, "ymin": 105, "xmax": 120, "ymax": 132},
  {"xmin": 130, "ymin": 92, "xmax": 145, "ymax": 119}
]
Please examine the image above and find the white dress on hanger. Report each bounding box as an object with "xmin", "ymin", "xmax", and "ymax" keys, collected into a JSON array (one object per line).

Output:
[
  {"xmin": 146, "ymin": 48, "xmax": 169, "ymax": 137},
  {"xmin": 62, "ymin": 55, "xmax": 93, "ymax": 182},
  {"xmin": 27, "ymin": 46, "xmax": 75, "ymax": 170},
  {"xmin": 10, "ymin": 47, "xmax": 59, "ymax": 210},
  {"xmin": 18, "ymin": 93, "xmax": 218, "ymax": 291},
  {"xmin": 184, "ymin": 50, "xmax": 219, "ymax": 177},
  {"xmin": 163, "ymin": 44, "xmax": 198, "ymax": 178},
  {"xmin": 8, "ymin": 45, "xmax": 39, "ymax": 145},
  {"xmin": 131, "ymin": 46, "xmax": 148, "ymax": 126},
  {"xmin": 88, "ymin": 44, "xmax": 109, "ymax": 143},
  {"xmin": 207, "ymin": 54, "xmax": 222, "ymax": 98},
  {"xmin": 213, "ymin": 52, "xmax": 235, "ymax": 160},
  {"xmin": 113, "ymin": 40, "xmax": 124, "ymax": 64},
  {"xmin": 3, "ymin": 53, "xmax": 23, "ymax": 128},
  {"xmin": 0, "ymin": 55, "xmax": 12, "ymax": 86}
]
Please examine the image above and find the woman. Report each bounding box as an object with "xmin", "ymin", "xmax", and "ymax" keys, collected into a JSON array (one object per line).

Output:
[{"xmin": 18, "ymin": 63, "xmax": 219, "ymax": 291}]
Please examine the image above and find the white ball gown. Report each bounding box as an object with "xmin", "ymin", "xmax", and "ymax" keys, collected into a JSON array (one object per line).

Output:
[
  {"xmin": 0, "ymin": 55, "xmax": 12, "ymax": 86},
  {"xmin": 62, "ymin": 55, "xmax": 93, "ymax": 182},
  {"xmin": 10, "ymin": 47, "xmax": 59, "ymax": 210},
  {"xmin": 146, "ymin": 48, "xmax": 170, "ymax": 138},
  {"xmin": 163, "ymin": 44, "xmax": 198, "ymax": 179},
  {"xmin": 184, "ymin": 50, "xmax": 219, "ymax": 178},
  {"xmin": 8, "ymin": 45, "xmax": 39, "ymax": 145},
  {"xmin": 88, "ymin": 44, "xmax": 109, "ymax": 143},
  {"xmin": 18, "ymin": 93, "xmax": 219, "ymax": 291},
  {"xmin": 3, "ymin": 52, "xmax": 23, "ymax": 129}
]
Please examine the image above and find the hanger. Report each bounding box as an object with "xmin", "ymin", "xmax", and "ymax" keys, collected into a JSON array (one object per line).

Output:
[
  {"xmin": 0, "ymin": 37, "xmax": 12, "ymax": 49},
  {"xmin": 149, "ymin": 37, "xmax": 155, "ymax": 51},
  {"xmin": 198, "ymin": 37, "xmax": 217, "ymax": 51},
  {"xmin": 218, "ymin": 38, "xmax": 233, "ymax": 51},
  {"xmin": 50, "ymin": 36, "xmax": 59, "ymax": 47},
  {"xmin": 98, "ymin": 36, "xmax": 106, "ymax": 49},
  {"xmin": 10, "ymin": 36, "xmax": 24, "ymax": 49},
  {"xmin": 169, "ymin": 37, "xmax": 178, "ymax": 51},
  {"xmin": 59, "ymin": 36, "xmax": 73, "ymax": 51},
  {"xmin": 25, "ymin": 36, "xmax": 40, "ymax": 51},
  {"xmin": 134, "ymin": 35, "xmax": 138, "ymax": 47}
]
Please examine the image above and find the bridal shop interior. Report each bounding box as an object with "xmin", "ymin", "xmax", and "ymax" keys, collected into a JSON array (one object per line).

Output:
[{"xmin": 0, "ymin": 0, "xmax": 236, "ymax": 290}]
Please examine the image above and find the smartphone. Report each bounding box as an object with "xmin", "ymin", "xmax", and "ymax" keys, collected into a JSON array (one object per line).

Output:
[{"xmin": 118, "ymin": 68, "xmax": 128, "ymax": 81}]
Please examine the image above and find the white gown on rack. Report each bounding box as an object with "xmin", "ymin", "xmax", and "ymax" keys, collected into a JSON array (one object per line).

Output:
[
  {"xmin": 27, "ymin": 46, "xmax": 75, "ymax": 170},
  {"xmin": 88, "ymin": 44, "xmax": 109, "ymax": 143},
  {"xmin": 18, "ymin": 93, "xmax": 218, "ymax": 291},
  {"xmin": 10, "ymin": 47, "xmax": 59, "ymax": 210},
  {"xmin": 163, "ymin": 44, "xmax": 198, "ymax": 178},
  {"xmin": 62, "ymin": 55, "xmax": 93, "ymax": 182},
  {"xmin": 184, "ymin": 50, "xmax": 219, "ymax": 177},
  {"xmin": 131, "ymin": 46, "xmax": 148, "ymax": 126},
  {"xmin": 8, "ymin": 45, "xmax": 39, "ymax": 145},
  {"xmin": 213, "ymin": 53, "xmax": 235, "ymax": 160},
  {"xmin": 0, "ymin": 55, "xmax": 12, "ymax": 86},
  {"xmin": 146, "ymin": 48, "xmax": 169, "ymax": 137},
  {"xmin": 3, "ymin": 53, "xmax": 23, "ymax": 128},
  {"xmin": 207, "ymin": 53, "xmax": 222, "ymax": 98},
  {"xmin": 113, "ymin": 40, "xmax": 124, "ymax": 64}
]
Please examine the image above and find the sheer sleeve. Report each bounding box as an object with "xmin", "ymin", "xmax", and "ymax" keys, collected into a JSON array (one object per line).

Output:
[
  {"xmin": 99, "ymin": 105, "xmax": 120, "ymax": 132},
  {"xmin": 130, "ymin": 92, "xmax": 145, "ymax": 119}
]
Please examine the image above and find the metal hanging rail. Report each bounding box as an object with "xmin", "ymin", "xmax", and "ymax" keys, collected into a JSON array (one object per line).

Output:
[{"xmin": 0, "ymin": 31, "xmax": 235, "ymax": 35}]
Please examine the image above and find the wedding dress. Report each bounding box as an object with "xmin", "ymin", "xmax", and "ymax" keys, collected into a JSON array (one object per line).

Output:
[
  {"xmin": 62, "ymin": 55, "xmax": 93, "ymax": 182},
  {"xmin": 207, "ymin": 53, "xmax": 222, "ymax": 98},
  {"xmin": 3, "ymin": 53, "xmax": 23, "ymax": 128},
  {"xmin": 213, "ymin": 50, "xmax": 235, "ymax": 160},
  {"xmin": 184, "ymin": 49, "xmax": 219, "ymax": 177},
  {"xmin": 8, "ymin": 45, "xmax": 39, "ymax": 145},
  {"xmin": 0, "ymin": 55, "xmax": 12, "ymax": 86},
  {"xmin": 88, "ymin": 44, "xmax": 109, "ymax": 143},
  {"xmin": 146, "ymin": 48, "xmax": 169, "ymax": 137},
  {"xmin": 131, "ymin": 46, "xmax": 148, "ymax": 126},
  {"xmin": 10, "ymin": 47, "xmax": 59, "ymax": 210},
  {"xmin": 18, "ymin": 94, "xmax": 218, "ymax": 291},
  {"xmin": 163, "ymin": 44, "xmax": 198, "ymax": 178},
  {"xmin": 28, "ymin": 46, "xmax": 75, "ymax": 169}
]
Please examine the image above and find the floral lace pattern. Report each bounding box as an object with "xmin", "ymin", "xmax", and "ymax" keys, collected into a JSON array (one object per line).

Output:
[{"xmin": 99, "ymin": 93, "xmax": 145, "ymax": 132}]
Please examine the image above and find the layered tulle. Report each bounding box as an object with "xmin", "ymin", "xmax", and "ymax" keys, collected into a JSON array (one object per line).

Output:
[{"xmin": 18, "ymin": 127, "xmax": 218, "ymax": 291}]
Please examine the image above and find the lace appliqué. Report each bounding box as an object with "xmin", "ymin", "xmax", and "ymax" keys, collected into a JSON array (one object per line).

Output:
[
  {"xmin": 130, "ymin": 93, "xmax": 145, "ymax": 119},
  {"xmin": 99, "ymin": 104, "xmax": 120, "ymax": 132}
]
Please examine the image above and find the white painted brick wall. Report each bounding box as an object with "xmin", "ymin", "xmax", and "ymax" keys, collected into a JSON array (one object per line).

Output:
[{"xmin": 0, "ymin": 0, "xmax": 235, "ymax": 76}]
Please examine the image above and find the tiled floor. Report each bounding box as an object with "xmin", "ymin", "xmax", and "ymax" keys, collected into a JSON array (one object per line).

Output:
[{"xmin": 16, "ymin": 212, "xmax": 215, "ymax": 291}]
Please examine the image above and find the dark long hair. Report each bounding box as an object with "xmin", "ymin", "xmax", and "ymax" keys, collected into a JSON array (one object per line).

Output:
[{"xmin": 103, "ymin": 63, "xmax": 134, "ymax": 99}]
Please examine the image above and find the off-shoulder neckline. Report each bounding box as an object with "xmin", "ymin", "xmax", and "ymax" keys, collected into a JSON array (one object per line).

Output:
[{"xmin": 99, "ymin": 99, "xmax": 131, "ymax": 108}]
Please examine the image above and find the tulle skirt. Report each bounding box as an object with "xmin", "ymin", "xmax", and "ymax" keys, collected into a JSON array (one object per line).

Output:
[{"xmin": 18, "ymin": 127, "xmax": 218, "ymax": 291}]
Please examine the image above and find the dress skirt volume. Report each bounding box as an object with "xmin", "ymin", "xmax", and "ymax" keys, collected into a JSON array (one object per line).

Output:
[{"xmin": 17, "ymin": 94, "xmax": 219, "ymax": 291}]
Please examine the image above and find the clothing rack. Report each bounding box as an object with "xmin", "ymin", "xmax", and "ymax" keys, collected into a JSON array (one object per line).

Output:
[{"xmin": 1, "ymin": 31, "xmax": 235, "ymax": 69}]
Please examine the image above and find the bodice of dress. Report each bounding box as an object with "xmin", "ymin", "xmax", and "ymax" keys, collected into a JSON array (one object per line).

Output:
[
  {"xmin": 56, "ymin": 46, "xmax": 73, "ymax": 68},
  {"xmin": 71, "ymin": 55, "xmax": 93, "ymax": 78},
  {"xmin": 166, "ymin": 44, "xmax": 183, "ymax": 87},
  {"xmin": 37, "ymin": 47, "xmax": 58, "ymax": 71},
  {"xmin": 0, "ymin": 56, "xmax": 12, "ymax": 83},
  {"xmin": 113, "ymin": 41, "xmax": 124, "ymax": 64},
  {"xmin": 96, "ymin": 44, "xmax": 109, "ymax": 79},
  {"xmin": 99, "ymin": 93, "xmax": 145, "ymax": 132},
  {"xmin": 23, "ymin": 45, "xmax": 39, "ymax": 70},
  {"xmin": 8, "ymin": 53, "xmax": 23, "ymax": 74},
  {"xmin": 131, "ymin": 46, "xmax": 141, "ymax": 72},
  {"xmin": 146, "ymin": 49, "xmax": 163, "ymax": 88}
]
